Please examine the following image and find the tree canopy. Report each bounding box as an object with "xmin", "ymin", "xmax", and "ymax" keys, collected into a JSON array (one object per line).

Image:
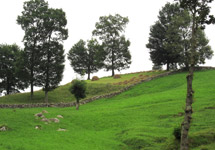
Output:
[
  {"xmin": 68, "ymin": 39, "xmax": 105, "ymax": 80},
  {"xmin": 69, "ymin": 80, "xmax": 87, "ymax": 110},
  {"xmin": 93, "ymin": 14, "xmax": 131, "ymax": 76},
  {"xmin": 17, "ymin": 0, "xmax": 68, "ymax": 102},
  {"xmin": 146, "ymin": 2, "xmax": 213, "ymax": 70},
  {"xmin": 0, "ymin": 44, "xmax": 28, "ymax": 95}
]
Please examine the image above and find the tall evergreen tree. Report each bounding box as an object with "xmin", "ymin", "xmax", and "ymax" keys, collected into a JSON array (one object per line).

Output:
[
  {"xmin": 166, "ymin": 10, "xmax": 213, "ymax": 69},
  {"xmin": 93, "ymin": 14, "xmax": 131, "ymax": 76},
  {"xmin": 0, "ymin": 44, "xmax": 28, "ymax": 95},
  {"xmin": 40, "ymin": 8, "xmax": 68, "ymax": 103},
  {"xmin": 17, "ymin": 0, "xmax": 48, "ymax": 100},
  {"xmin": 176, "ymin": 0, "xmax": 215, "ymax": 149},
  {"xmin": 68, "ymin": 39, "xmax": 105, "ymax": 80},
  {"xmin": 146, "ymin": 3, "xmax": 182, "ymax": 71}
]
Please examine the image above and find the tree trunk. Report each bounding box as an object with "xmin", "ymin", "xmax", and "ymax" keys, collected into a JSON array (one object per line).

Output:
[
  {"xmin": 30, "ymin": 78, "xmax": 34, "ymax": 100},
  {"xmin": 76, "ymin": 99, "xmax": 79, "ymax": 110},
  {"xmin": 180, "ymin": 66, "xmax": 194, "ymax": 150},
  {"xmin": 111, "ymin": 48, "xmax": 115, "ymax": 76},
  {"xmin": 45, "ymin": 91, "xmax": 48, "ymax": 103},
  {"xmin": 112, "ymin": 68, "xmax": 115, "ymax": 77},
  {"xmin": 180, "ymin": 11, "xmax": 196, "ymax": 150},
  {"xmin": 167, "ymin": 62, "xmax": 170, "ymax": 71},
  {"xmin": 6, "ymin": 77, "xmax": 10, "ymax": 95},
  {"xmin": 185, "ymin": 63, "xmax": 189, "ymax": 71},
  {"xmin": 87, "ymin": 71, "xmax": 90, "ymax": 80}
]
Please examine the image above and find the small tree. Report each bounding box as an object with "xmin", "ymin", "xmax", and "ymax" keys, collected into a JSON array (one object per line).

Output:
[
  {"xmin": 69, "ymin": 80, "xmax": 87, "ymax": 110},
  {"xmin": 93, "ymin": 14, "xmax": 131, "ymax": 76}
]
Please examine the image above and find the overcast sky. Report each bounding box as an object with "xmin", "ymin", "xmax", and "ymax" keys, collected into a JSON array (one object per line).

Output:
[{"xmin": 0, "ymin": 0, "xmax": 215, "ymax": 87}]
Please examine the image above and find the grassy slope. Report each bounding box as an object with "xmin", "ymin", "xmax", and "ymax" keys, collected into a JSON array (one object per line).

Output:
[
  {"xmin": 0, "ymin": 71, "xmax": 165, "ymax": 104},
  {"xmin": 0, "ymin": 70, "xmax": 215, "ymax": 150}
]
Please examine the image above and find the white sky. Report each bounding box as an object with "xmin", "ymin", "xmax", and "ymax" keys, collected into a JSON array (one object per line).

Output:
[{"xmin": 0, "ymin": 0, "xmax": 215, "ymax": 88}]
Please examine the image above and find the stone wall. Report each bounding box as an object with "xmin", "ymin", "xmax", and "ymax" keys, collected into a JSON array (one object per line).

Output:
[{"xmin": 0, "ymin": 71, "xmax": 176, "ymax": 109}]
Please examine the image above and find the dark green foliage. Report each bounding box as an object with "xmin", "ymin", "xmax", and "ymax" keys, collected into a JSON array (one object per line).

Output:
[
  {"xmin": 68, "ymin": 39, "xmax": 104, "ymax": 80},
  {"xmin": 0, "ymin": 44, "xmax": 29, "ymax": 95},
  {"xmin": 39, "ymin": 7, "xmax": 68, "ymax": 102},
  {"xmin": 173, "ymin": 126, "xmax": 181, "ymax": 141},
  {"xmin": 93, "ymin": 14, "xmax": 131, "ymax": 76},
  {"xmin": 17, "ymin": 0, "xmax": 68, "ymax": 102},
  {"xmin": 146, "ymin": 3, "xmax": 182, "ymax": 71},
  {"xmin": 17, "ymin": 0, "xmax": 49, "ymax": 99},
  {"xmin": 69, "ymin": 80, "xmax": 87, "ymax": 103},
  {"xmin": 146, "ymin": 2, "xmax": 213, "ymax": 71}
]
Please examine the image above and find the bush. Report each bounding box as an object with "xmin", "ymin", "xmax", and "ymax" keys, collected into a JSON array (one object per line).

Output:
[
  {"xmin": 113, "ymin": 74, "xmax": 121, "ymax": 79},
  {"xmin": 69, "ymin": 80, "xmax": 87, "ymax": 102},
  {"xmin": 91, "ymin": 76, "xmax": 99, "ymax": 81},
  {"xmin": 173, "ymin": 126, "xmax": 181, "ymax": 141}
]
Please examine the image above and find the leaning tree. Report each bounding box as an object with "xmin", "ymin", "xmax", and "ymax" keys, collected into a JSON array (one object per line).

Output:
[
  {"xmin": 176, "ymin": 0, "xmax": 215, "ymax": 150},
  {"xmin": 93, "ymin": 14, "xmax": 131, "ymax": 76}
]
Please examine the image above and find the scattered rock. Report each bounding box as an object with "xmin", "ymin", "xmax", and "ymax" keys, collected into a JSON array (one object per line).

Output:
[
  {"xmin": 57, "ymin": 128, "xmax": 67, "ymax": 132},
  {"xmin": 34, "ymin": 112, "xmax": 44, "ymax": 118},
  {"xmin": 57, "ymin": 115, "xmax": 63, "ymax": 118},
  {"xmin": 35, "ymin": 125, "xmax": 42, "ymax": 130},
  {"xmin": 49, "ymin": 118, "xmax": 60, "ymax": 123},
  {"xmin": 41, "ymin": 118, "xmax": 50, "ymax": 123},
  {"xmin": 42, "ymin": 110, "xmax": 48, "ymax": 114},
  {"xmin": 0, "ymin": 126, "xmax": 7, "ymax": 131}
]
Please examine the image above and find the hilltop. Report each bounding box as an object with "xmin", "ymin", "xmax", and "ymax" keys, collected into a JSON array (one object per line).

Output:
[{"xmin": 0, "ymin": 70, "xmax": 166, "ymax": 104}]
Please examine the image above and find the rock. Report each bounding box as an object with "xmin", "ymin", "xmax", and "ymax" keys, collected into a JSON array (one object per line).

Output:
[
  {"xmin": 42, "ymin": 110, "xmax": 48, "ymax": 114},
  {"xmin": 57, "ymin": 115, "xmax": 63, "ymax": 118},
  {"xmin": 0, "ymin": 126, "xmax": 7, "ymax": 131},
  {"xmin": 34, "ymin": 113, "xmax": 44, "ymax": 118},
  {"xmin": 35, "ymin": 125, "xmax": 42, "ymax": 130},
  {"xmin": 49, "ymin": 118, "xmax": 60, "ymax": 123},
  {"xmin": 57, "ymin": 128, "xmax": 66, "ymax": 131},
  {"xmin": 41, "ymin": 118, "xmax": 50, "ymax": 123}
]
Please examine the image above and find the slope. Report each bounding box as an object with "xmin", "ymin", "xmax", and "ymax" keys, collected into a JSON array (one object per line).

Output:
[{"xmin": 0, "ymin": 70, "xmax": 215, "ymax": 150}]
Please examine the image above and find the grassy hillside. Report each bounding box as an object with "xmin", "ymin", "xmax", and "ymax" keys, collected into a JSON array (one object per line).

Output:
[
  {"xmin": 0, "ymin": 70, "xmax": 215, "ymax": 150},
  {"xmin": 0, "ymin": 70, "xmax": 165, "ymax": 104}
]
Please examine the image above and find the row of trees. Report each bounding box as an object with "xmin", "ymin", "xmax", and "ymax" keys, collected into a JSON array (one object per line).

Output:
[
  {"xmin": 68, "ymin": 14, "xmax": 131, "ymax": 79},
  {"xmin": 0, "ymin": 0, "xmax": 132, "ymax": 99},
  {"xmin": 146, "ymin": 2, "xmax": 213, "ymax": 71},
  {"xmin": 0, "ymin": 0, "xmax": 68, "ymax": 102}
]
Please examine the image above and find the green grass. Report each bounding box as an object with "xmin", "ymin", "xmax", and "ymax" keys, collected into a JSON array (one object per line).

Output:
[
  {"xmin": 0, "ymin": 70, "xmax": 215, "ymax": 150},
  {"xmin": 0, "ymin": 70, "xmax": 165, "ymax": 104}
]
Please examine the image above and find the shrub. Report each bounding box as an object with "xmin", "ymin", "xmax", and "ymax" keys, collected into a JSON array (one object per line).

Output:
[
  {"xmin": 69, "ymin": 80, "xmax": 87, "ymax": 110},
  {"xmin": 113, "ymin": 74, "xmax": 121, "ymax": 79},
  {"xmin": 91, "ymin": 76, "xmax": 99, "ymax": 81},
  {"xmin": 173, "ymin": 126, "xmax": 181, "ymax": 141}
]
